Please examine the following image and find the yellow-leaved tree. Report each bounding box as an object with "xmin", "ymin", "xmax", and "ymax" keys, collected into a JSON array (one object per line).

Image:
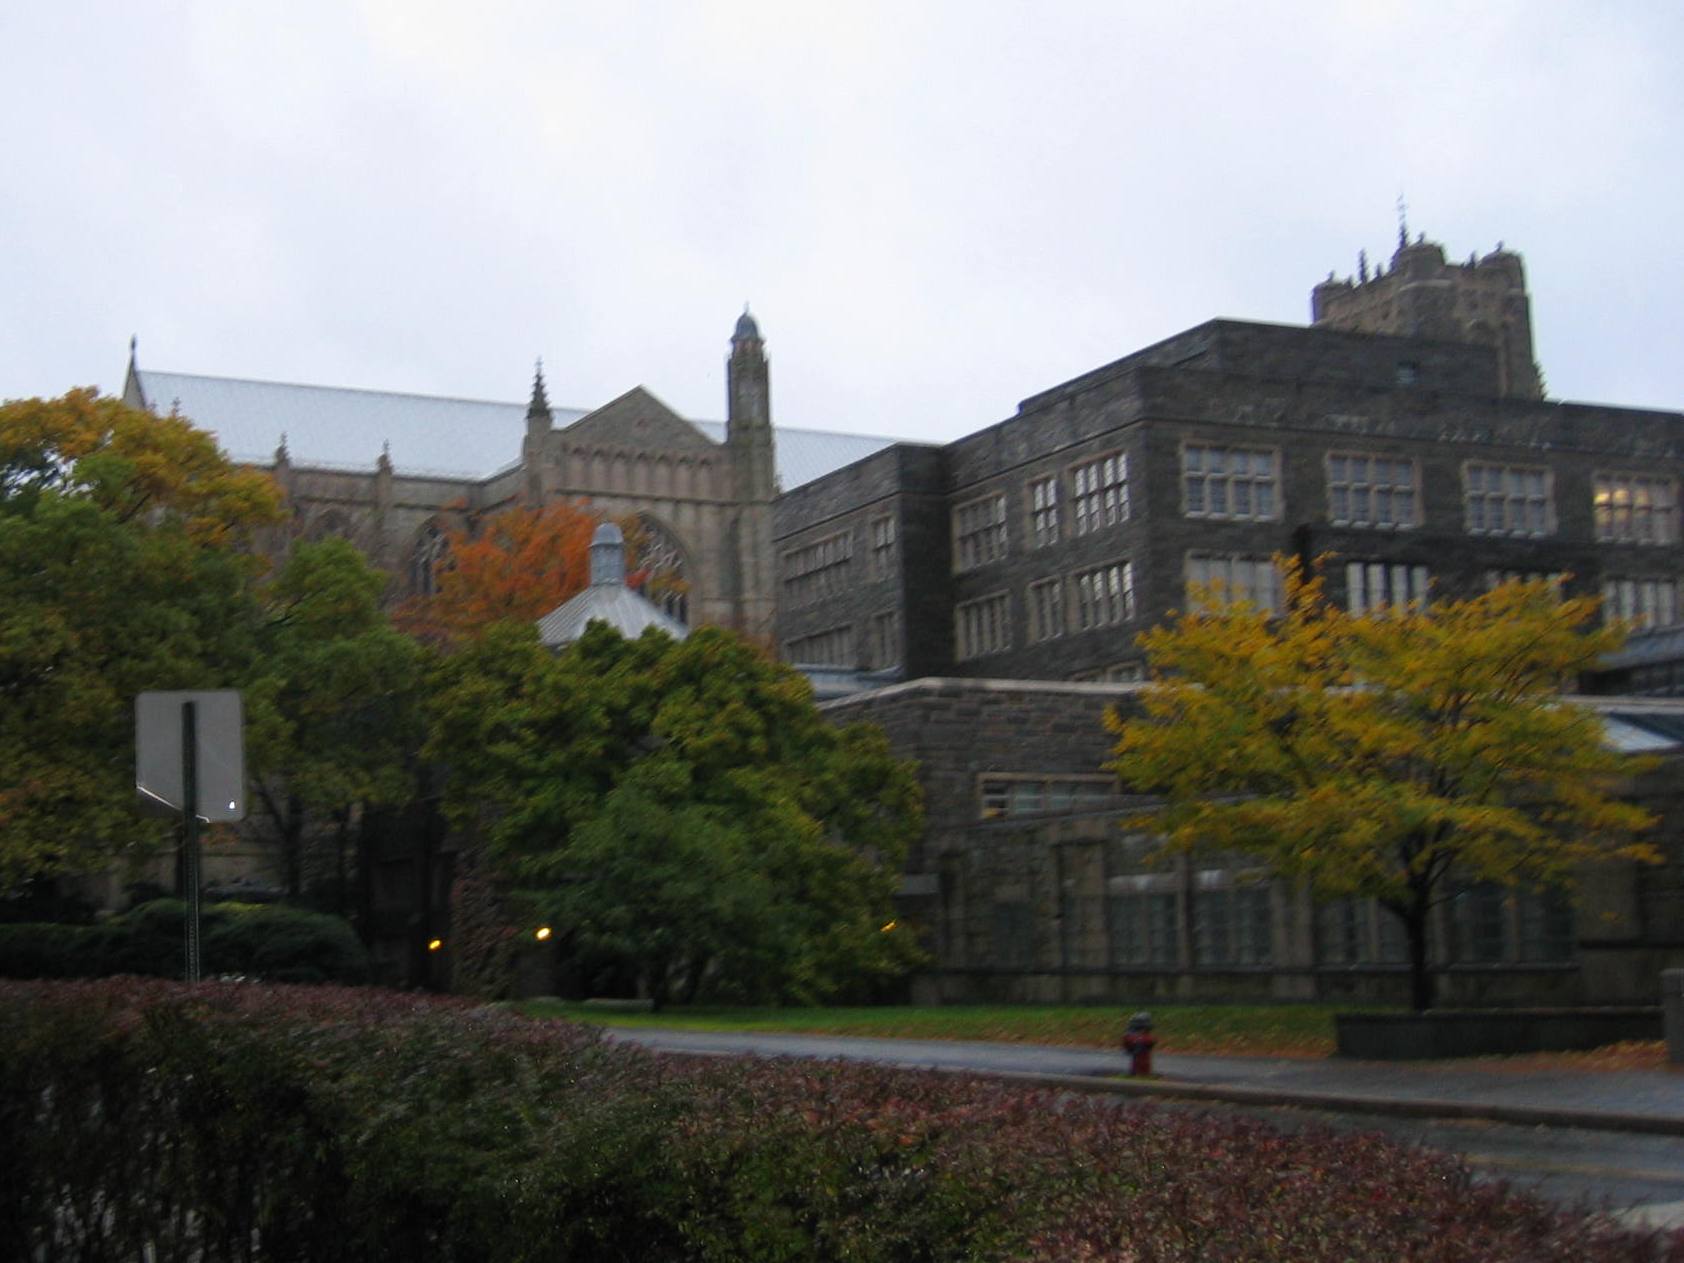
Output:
[{"xmin": 1107, "ymin": 561, "xmax": 1660, "ymax": 1011}]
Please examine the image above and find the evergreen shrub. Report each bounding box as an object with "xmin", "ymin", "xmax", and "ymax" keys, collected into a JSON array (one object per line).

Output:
[{"xmin": 0, "ymin": 900, "xmax": 369, "ymax": 984}]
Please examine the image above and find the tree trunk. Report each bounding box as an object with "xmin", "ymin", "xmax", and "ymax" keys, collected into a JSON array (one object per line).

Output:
[
  {"xmin": 283, "ymin": 792, "xmax": 305, "ymax": 898},
  {"xmin": 1404, "ymin": 899, "xmax": 1434, "ymax": 1012}
]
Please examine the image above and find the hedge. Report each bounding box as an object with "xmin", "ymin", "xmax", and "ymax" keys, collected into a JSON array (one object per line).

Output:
[
  {"xmin": 0, "ymin": 899, "xmax": 369, "ymax": 984},
  {"xmin": 1, "ymin": 980, "xmax": 1679, "ymax": 1262}
]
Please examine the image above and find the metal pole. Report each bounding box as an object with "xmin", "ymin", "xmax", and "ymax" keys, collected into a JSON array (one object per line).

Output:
[{"xmin": 182, "ymin": 701, "xmax": 202, "ymax": 983}]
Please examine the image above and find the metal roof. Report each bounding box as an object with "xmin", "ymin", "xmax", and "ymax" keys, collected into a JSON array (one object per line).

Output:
[
  {"xmin": 132, "ymin": 368, "xmax": 911, "ymax": 490},
  {"xmin": 535, "ymin": 584, "xmax": 689, "ymax": 648}
]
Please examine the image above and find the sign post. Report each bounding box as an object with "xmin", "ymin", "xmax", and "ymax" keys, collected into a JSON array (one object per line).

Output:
[{"xmin": 136, "ymin": 690, "xmax": 246, "ymax": 983}]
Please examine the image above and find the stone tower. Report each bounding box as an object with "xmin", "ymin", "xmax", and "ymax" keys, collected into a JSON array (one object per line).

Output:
[
  {"xmin": 727, "ymin": 307, "xmax": 777, "ymax": 639},
  {"xmin": 1311, "ymin": 233, "xmax": 1543, "ymax": 400}
]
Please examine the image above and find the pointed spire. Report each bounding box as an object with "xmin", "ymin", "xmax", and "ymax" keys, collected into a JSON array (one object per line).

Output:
[
  {"xmin": 1396, "ymin": 192, "xmax": 1409, "ymax": 251},
  {"xmin": 275, "ymin": 432, "xmax": 290, "ymax": 465},
  {"xmin": 527, "ymin": 356, "xmax": 552, "ymax": 421},
  {"xmin": 378, "ymin": 439, "xmax": 392, "ymax": 474},
  {"xmin": 733, "ymin": 303, "xmax": 761, "ymax": 343}
]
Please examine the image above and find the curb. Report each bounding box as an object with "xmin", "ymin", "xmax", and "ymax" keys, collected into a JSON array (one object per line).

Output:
[{"xmin": 970, "ymin": 1068, "xmax": 1684, "ymax": 1137}]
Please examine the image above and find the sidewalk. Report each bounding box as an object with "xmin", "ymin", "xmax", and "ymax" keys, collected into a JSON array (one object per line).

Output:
[{"xmin": 607, "ymin": 1028, "xmax": 1684, "ymax": 1135}]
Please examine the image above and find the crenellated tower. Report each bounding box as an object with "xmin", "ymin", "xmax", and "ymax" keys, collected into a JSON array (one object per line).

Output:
[
  {"xmin": 727, "ymin": 307, "xmax": 777, "ymax": 638},
  {"xmin": 1311, "ymin": 232, "xmax": 1543, "ymax": 400}
]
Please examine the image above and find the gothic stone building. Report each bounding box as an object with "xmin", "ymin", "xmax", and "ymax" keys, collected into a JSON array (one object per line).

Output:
[
  {"xmin": 121, "ymin": 239, "xmax": 1684, "ymax": 1003},
  {"xmin": 122, "ymin": 311, "xmax": 897, "ymax": 639},
  {"xmin": 778, "ymin": 236, "xmax": 1684, "ymax": 1005}
]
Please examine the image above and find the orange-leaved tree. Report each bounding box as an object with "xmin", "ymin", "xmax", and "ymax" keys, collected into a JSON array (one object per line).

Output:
[
  {"xmin": 399, "ymin": 500, "xmax": 599, "ymax": 644},
  {"xmin": 1107, "ymin": 561, "xmax": 1660, "ymax": 1011}
]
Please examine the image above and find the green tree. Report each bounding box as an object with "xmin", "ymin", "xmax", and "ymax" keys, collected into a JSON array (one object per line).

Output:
[
  {"xmin": 245, "ymin": 539, "xmax": 428, "ymax": 900},
  {"xmin": 1107, "ymin": 563, "xmax": 1660, "ymax": 1011},
  {"xmin": 0, "ymin": 392, "xmax": 281, "ymax": 891},
  {"xmin": 426, "ymin": 622, "xmax": 923, "ymax": 1005}
]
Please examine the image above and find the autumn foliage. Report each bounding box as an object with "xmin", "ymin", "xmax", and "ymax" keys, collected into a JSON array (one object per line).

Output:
[
  {"xmin": 1109, "ymin": 560, "xmax": 1660, "ymax": 1010},
  {"xmin": 398, "ymin": 500, "xmax": 599, "ymax": 643},
  {"xmin": 6, "ymin": 979, "xmax": 1678, "ymax": 1261}
]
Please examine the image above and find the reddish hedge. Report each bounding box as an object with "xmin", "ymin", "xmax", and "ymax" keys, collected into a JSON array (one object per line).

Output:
[{"xmin": 1, "ymin": 979, "xmax": 1678, "ymax": 1262}]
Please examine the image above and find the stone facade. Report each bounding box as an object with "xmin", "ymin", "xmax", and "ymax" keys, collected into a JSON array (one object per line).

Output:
[
  {"xmin": 125, "ymin": 316, "xmax": 784, "ymax": 639},
  {"xmin": 776, "ymin": 248, "xmax": 1684, "ymax": 686},
  {"xmin": 1312, "ymin": 232, "xmax": 1543, "ymax": 401},
  {"xmin": 822, "ymin": 678, "xmax": 1684, "ymax": 1007}
]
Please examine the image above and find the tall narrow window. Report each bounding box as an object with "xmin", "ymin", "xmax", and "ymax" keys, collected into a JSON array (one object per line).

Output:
[
  {"xmin": 1185, "ymin": 554, "xmax": 1284, "ymax": 614},
  {"xmin": 867, "ymin": 609, "xmax": 899, "ymax": 668},
  {"xmin": 869, "ymin": 514, "xmax": 897, "ymax": 577},
  {"xmin": 1071, "ymin": 453, "xmax": 1129, "ymax": 535},
  {"xmin": 1072, "ymin": 562, "xmax": 1135, "ymax": 630},
  {"xmin": 1027, "ymin": 577, "xmax": 1065, "ymax": 642},
  {"xmin": 955, "ymin": 591, "xmax": 1011, "ymax": 660},
  {"xmin": 1343, "ymin": 561, "xmax": 1429, "ymax": 614},
  {"xmin": 1602, "ymin": 577, "xmax": 1681, "ymax": 630},
  {"xmin": 1028, "ymin": 476, "xmax": 1060, "ymax": 548},
  {"xmin": 953, "ymin": 493, "xmax": 1008, "ymax": 571}
]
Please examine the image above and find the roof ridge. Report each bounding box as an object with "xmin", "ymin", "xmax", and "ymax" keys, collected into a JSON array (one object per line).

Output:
[{"xmin": 138, "ymin": 368, "xmax": 577, "ymax": 413}]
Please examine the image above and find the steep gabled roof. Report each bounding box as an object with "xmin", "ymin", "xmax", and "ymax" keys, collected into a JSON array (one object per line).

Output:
[{"xmin": 130, "ymin": 368, "xmax": 914, "ymax": 490}]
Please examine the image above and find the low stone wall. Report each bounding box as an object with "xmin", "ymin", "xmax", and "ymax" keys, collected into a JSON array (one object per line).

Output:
[{"xmin": 1335, "ymin": 1008, "xmax": 1663, "ymax": 1060}]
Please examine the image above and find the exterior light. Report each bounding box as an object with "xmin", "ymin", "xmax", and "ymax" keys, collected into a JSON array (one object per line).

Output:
[
  {"xmin": 427, "ymin": 937, "xmax": 443, "ymax": 952},
  {"xmin": 880, "ymin": 920, "xmax": 897, "ymax": 933},
  {"xmin": 534, "ymin": 926, "xmax": 552, "ymax": 942}
]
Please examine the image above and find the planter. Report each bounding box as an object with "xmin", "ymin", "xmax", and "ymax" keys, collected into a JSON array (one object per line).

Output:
[{"xmin": 1335, "ymin": 1007, "xmax": 1662, "ymax": 1060}]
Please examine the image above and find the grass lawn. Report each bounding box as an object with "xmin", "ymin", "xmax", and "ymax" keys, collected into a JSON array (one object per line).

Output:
[{"xmin": 512, "ymin": 999, "xmax": 1389, "ymax": 1057}]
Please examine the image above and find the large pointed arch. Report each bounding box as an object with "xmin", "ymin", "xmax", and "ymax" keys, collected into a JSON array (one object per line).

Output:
[
  {"xmin": 622, "ymin": 512, "xmax": 692, "ymax": 625},
  {"xmin": 408, "ymin": 520, "xmax": 452, "ymax": 598}
]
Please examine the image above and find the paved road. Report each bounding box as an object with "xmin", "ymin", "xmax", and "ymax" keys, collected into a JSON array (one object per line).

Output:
[{"xmin": 607, "ymin": 1027, "xmax": 1684, "ymax": 1231}]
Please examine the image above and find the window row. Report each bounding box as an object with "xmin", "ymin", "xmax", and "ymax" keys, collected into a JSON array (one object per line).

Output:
[
  {"xmin": 957, "ymin": 453, "xmax": 1131, "ymax": 572},
  {"xmin": 781, "ymin": 531, "xmax": 854, "ymax": 606},
  {"xmin": 991, "ymin": 880, "xmax": 1574, "ymax": 972},
  {"xmin": 959, "ymin": 562, "xmax": 1138, "ymax": 660},
  {"xmin": 779, "ymin": 515, "xmax": 898, "ymax": 605},
  {"xmin": 951, "ymin": 455, "xmax": 1677, "ymax": 580},
  {"xmin": 782, "ymin": 611, "xmax": 901, "ymax": 670}
]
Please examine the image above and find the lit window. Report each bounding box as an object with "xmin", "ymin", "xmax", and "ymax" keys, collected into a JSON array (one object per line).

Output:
[
  {"xmin": 1183, "ymin": 443, "xmax": 1278, "ymax": 521},
  {"xmin": 1464, "ymin": 462, "xmax": 1552, "ymax": 537},
  {"xmin": 955, "ymin": 591, "xmax": 1011, "ymax": 660},
  {"xmin": 1326, "ymin": 453, "xmax": 1418, "ymax": 529},
  {"xmin": 1071, "ymin": 453, "xmax": 1129, "ymax": 535},
  {"xmin": 1343, "ymin": 561, "xmax": 1429, "ymax": 614},
  {"xmin": 1028, "ymin": 476, "xmax": 1060, "ymax": 548},
  {"xmin": 953, "ymin": 493, "xmax": 1008, "ymax": 571},
  {"xmin": 1185, "ymin": 553, "xmax": 1284, "ymax": 614},
  {"xmin": 1594, "ymin": 473, "xmax": 1678, "ymax": 545}
]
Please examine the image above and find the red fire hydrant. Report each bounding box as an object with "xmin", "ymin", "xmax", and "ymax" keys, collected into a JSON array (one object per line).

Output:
[{"xmin": 1122, "ymin": 1010, "xmax": 1156, "ymax": 1077}]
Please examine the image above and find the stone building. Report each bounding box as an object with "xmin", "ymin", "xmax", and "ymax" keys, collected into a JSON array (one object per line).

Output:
[
  {"xmin": 774, "ymin": 236, "xmax": 1684, "ymax": 687},
  {"xmin": 822, "ymin": 678, "xmax": 1684, "ymax": 1007},
  {"xmin": 776, "ymin": 234, "xmax": 1684, "ymax": 1004},
  {"xmin": 122, "ymin": 312, "xmax": 897, "ymax": 639}
]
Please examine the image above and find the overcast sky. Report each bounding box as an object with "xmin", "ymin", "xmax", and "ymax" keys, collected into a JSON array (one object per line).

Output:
[{"xmin": 4, "ymin": 3, "xmax": 1681, "ymax": 445}]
